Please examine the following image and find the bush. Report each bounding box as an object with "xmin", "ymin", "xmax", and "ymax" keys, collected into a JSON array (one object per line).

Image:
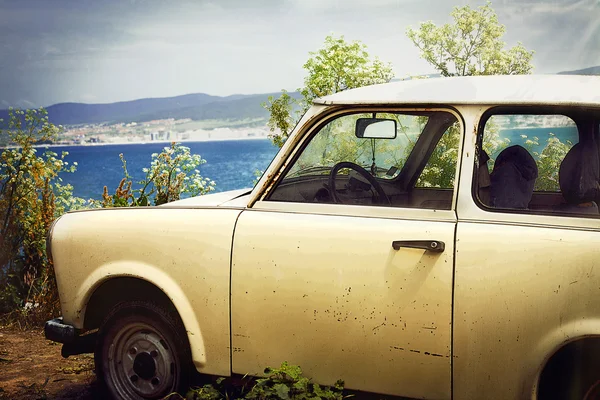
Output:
[
  {"xmin": 0, "ymin": 112, "xmax": 216, "ymax": 325},
  {"xmin": 0, "ymin": 109, "xmax": 88, "ymax": 324},
  {"xmin": 102, "ymin": 142, "xmax": 215, "ymax": 207}
]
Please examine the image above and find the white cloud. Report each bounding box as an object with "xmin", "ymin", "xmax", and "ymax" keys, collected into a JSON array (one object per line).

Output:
[{"xmin": 0, "ymin": 0, "xmax": 598, "ymax": 106}]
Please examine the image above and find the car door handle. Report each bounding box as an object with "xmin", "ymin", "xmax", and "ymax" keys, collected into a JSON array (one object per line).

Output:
[{"xmin": 392, "ymin": 240, "xmax": 445, "ymax": 253}]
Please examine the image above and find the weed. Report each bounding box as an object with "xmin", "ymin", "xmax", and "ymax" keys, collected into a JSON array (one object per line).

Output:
[
  {"xmin": 177, "ymin": 362, "xmax": 346, "ymax": 400},
  {"xmin": 16, "ymin": 377, "xmax": 50, "ymax": 400}
]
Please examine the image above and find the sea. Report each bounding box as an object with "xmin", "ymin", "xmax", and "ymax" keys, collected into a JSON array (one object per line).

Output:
[
  {"xmin": 493, "ymin": 126, "xmax": 578, "ymax": 157},
  {"xmin": 55, "ymin": 139, "xmax": 279, "ymax": 200},
  {"xmin": 52, "ymin": 127, "xmax": 578, "ymax": 201}
]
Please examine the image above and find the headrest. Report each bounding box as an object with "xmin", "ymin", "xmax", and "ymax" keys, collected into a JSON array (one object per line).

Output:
[
  {"xmin": 490, "ymin": 145, "xmax": 538, "ymax": 209},
  {"xmin": 494, "ymin": 145, "xmax": 538, "ymax": 181},
  {"xmin": 559, "ymin": 143, "xmax": 600, "ymax": 204}
]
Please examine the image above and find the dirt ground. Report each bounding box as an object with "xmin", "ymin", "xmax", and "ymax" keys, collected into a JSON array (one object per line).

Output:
[
  {"xmin": 0, "ymin": 327, "xmax": 98, "ymax": 400},
  {"xmin": 0, "ymin": 327, "xmax": 398, "ymax": 400}
]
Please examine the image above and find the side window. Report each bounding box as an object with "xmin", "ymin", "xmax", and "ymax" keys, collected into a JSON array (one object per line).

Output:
[
  {"xmin": 477, "ymin": 112, "xmax": 599, "ymax": 217},
  {"xmin": 268, "ymin": 110, "xmax": 460, "ymax": 210}
]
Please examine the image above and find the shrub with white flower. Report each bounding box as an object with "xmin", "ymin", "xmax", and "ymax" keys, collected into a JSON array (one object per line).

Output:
[{"xmin": 102, "ymin": 142, "xmax": 216, "ymax": 207}]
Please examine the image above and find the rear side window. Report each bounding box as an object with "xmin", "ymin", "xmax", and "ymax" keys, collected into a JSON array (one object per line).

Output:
[
  {"xmin": 476, "ymin": 112, "xmax": 600, "ymax": 218},
  {"xmin": 483, "ymin": 114, "xmax": 578, "ymax": 192}
]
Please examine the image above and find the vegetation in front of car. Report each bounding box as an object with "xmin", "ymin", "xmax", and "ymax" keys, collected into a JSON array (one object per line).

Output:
[
  {"xmin": 0, "ymin": 111, "xmax": 215, "ymax": 323},
  {"xmin": 0, "ymin": 109, "xmax": 88, "ymax": 325},
  {"xmin": 101, "ymin": 142, "xmax": 216, "ymax": 207},
  {"xmin": 171, "ymin": 362, "xmax": 347, "ymax": 400}
]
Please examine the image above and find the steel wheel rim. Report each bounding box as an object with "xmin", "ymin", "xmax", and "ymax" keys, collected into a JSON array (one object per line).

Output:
[{"xmin": 107, "ymin": 322, "xmax": 178, "ymax": 399}]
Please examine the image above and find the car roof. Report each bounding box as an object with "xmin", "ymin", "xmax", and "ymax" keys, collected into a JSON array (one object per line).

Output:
[{"xmin": 314, "ymin": 75, "xmax": 600, "ymax": 107}]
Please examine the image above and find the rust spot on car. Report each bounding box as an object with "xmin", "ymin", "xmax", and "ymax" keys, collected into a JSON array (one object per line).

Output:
[
  {"xmin": 391, "ymin": 346, "xmax": 447, "ymax": 358},
  {"xmin": 372, "ymin": 322, "xmax": 386, "ymax": 332}
]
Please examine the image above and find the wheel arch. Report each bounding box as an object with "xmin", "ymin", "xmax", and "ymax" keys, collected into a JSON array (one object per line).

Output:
[
  {"xmin": 536, "ymin": 335, "xmax": 600, "ymax": 399},
  {"xmin": 528, "ymin": 318, "xmax": 600, "ymax": 399},
  {"xmin": 76, "ymin": 262, "xmax": 207, "ymax": 370}
]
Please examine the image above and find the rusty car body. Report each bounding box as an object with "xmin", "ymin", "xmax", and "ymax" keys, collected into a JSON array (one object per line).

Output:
[{"xmin": 46, "ymin": 75, "xmax": 600, "ymax": 400}]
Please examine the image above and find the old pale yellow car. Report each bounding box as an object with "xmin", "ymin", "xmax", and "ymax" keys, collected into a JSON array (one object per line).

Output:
[{"xmin": 45, "ymin": 75, "xmax": 600, "ymax": 400}]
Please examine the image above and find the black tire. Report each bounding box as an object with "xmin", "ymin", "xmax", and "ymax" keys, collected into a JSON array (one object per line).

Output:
[{"xmin": 95, "ymin": 301, "xmax": 192, "ymax": 400}]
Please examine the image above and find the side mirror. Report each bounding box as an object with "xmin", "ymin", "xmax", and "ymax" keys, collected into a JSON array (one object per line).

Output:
[{"xmin": 355, "ymin": 118, "xmax": 397, "ymax": 139}]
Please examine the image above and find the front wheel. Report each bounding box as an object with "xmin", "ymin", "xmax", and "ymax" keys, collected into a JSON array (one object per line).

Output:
[{"xmin": 95, "ymin": 301, "xmax": 192, "ymax": 400}]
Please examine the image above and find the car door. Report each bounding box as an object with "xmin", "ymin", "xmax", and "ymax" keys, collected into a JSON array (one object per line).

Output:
[
  {"xmin": 454, "ymin": 108, "xmax": 600, "ymax": 399},
  {"xmin": 231, "ymin": 108, "xmax": 463, "ymax": 399}
]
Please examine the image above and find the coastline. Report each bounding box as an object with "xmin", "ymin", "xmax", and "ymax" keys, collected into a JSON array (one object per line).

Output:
[
  {"xmin": 3, "ymin": 135, "xmax": 273, "ymax": 149},
  {"xmin": 1, "ymin": 120, "xmax": 277, "ymax": 149},
  {"xmin": 13, "ymin": 136, "xmax": 280, "ymax": 201},
  {"xmin": 64, "ymin": 135, "xmax": 272, "ymax": 147}
]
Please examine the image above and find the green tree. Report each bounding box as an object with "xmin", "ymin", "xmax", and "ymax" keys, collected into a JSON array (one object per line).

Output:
[
  {"xmin": 407, "ymin": 1, "xmax": 534, "ymax": 77},
  {"xmin": 264, "ymin": 35, "xmax": 394, "ymax": 148},
  {"xmin": 521, "ymin": 133, "xmax": 573, "ymax": 191},
  {"xmin": 407, "ymin": 2, "xmax": 541, "ymax": 189},
  {"xmin": 416, "ymin": 123, "xmax": 461, "ymax": 188},
  {"xmin": 0, "ymin": 108, "xmax": 87, "ymax": 319},
  {"xmin": 102, "ymin": 142, "xmax": 215, "ymax": 207}
]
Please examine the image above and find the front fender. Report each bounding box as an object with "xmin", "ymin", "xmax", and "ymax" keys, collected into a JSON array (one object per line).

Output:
[
  {"xmin": 51, "ymin": 207, "xmax": 242, "ymax": 376},
  {"xmin": 77, "ymin": 262, "xmax": 207, "ymax": 369}
]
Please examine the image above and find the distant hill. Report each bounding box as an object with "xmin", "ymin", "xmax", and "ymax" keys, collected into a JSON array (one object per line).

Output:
[
  {"xmin": 127, "ymin": 92, "xmax": 300, "ymax": 123},
  {"xmin": 558, "ymin": 65, "xmax": 600, "ymax": 75},
  {"xmin": 0, "ymin": 91, "xmax": 301, "ymax": 126},
  {"xmin": 4, "ymin": 65, "xmax": 597, "ymax": 127}
]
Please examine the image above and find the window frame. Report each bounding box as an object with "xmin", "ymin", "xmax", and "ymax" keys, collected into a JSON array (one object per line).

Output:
[
  {"xmin": 472, "ymin": 105, "xmax": 600, "ymax": 219},
  {"xmin": 259, "ymin": 105, "xmax": 465, "ymax": 213}
]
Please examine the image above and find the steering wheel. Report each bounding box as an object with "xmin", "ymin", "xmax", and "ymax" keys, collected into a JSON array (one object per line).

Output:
[{"xmin": 328, "ymin": 161, "xmax": 391, "ymax": 205}]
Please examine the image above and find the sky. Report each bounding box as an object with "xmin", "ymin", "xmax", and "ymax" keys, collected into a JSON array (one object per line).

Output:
[{"xmin": 0, "ymin": 0, "xmax": 599, "ymax": 108}]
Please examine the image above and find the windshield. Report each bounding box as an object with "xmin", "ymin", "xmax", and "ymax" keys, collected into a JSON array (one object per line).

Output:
[{"xmin": 286, "ymin": 113, "xmax": 427, "ymax": 180}]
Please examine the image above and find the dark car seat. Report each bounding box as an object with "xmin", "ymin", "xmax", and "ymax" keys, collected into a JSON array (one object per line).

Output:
[
  {"xmin": 557, "ymin": 143, "xmax": 600, "ymax": 215},
  {"xmin": 489, "ymin": 145, "xmax": 538, "ymax": 209}
]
